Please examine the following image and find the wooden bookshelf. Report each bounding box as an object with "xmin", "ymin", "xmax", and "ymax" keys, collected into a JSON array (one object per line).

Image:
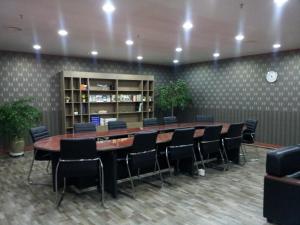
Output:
[{"xmin": 60, "ymin": 71, "xmax": 154, "ymax": 133}]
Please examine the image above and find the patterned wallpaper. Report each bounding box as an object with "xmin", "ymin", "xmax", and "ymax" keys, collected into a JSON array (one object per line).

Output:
[
  {"xmin": 178, "ymin": 51, "xmax": 300, "ymax": 111},
  {"xmin": 0, "ymin": 51, "xmax": 172, "ymax": 147},
  {"xmin": 176, "ymin": 50, "xmax": 300, "ymax": 145},
  {"xmin": 0, "ymin": 51, "xmax": 172, "ymax": 112},
  {"xmin": 1, "ymin": 50, "xmax": 300, "ymax": 146}
]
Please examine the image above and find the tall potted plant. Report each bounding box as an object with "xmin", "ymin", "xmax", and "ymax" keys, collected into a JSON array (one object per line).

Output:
[
  {"xmin": 157, "ymin": 79, "xmax": 192, "ymax": 116},
  {"xmin": 0, "ymin": 98, "xmax": 41, "ymax": 157}
]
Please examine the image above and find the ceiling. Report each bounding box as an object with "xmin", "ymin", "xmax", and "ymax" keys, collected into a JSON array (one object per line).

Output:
[{"xmin": 0, "ymin": 0, "xmax": 300, "ymax": 65}]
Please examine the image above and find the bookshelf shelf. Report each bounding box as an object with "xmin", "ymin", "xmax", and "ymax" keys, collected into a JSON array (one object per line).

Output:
[{"xmin": 60, "ymin": 71, "xmax": 154, "ymax": 133}]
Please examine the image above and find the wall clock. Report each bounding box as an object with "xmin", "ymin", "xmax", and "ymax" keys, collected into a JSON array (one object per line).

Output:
[{"xmin": 266, "ymin": 71, "xmax": 278, "ymax": 83}]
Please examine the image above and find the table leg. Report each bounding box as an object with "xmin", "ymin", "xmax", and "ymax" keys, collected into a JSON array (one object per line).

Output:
[
  {"xmin": 102, "ymin": 151, "xmax": 118, "ymax": 198},
  {"xmin": 51, "ymin": 152, "xmax": 59, "ymax": 192}
]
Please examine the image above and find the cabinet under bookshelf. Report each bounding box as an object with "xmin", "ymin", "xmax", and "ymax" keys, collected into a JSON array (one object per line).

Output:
[{"xmin": 60, "ymin": 71, "xmax": 155, "ymax": 133}]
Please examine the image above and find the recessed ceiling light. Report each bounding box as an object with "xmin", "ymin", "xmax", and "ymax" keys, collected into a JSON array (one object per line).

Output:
[
  {"xmin": 33, "ymin": 44, "xmax": 41, "ymax": 50},
  {"xmin": 125, "ymin": 40, "xmax": 134, "ymax": 46},
  {"xmin": 137, "ymin": 56, "xmax": 143, "ymax": 61},
  {"xmin": 173, "ymin": 59, "xmax": 179, "ymax": 64},
  {"xmin": 213, "ymin": 52, "xmax": 220, "ymax": 58},
  {"xmin": 175, "ymin": 47, "xmax": 183, "ymax": 52},
  {"xmin": 235, "ymin": 34, "xmax": 245, "ymax": 41},
  {"xmin": 58, "ymin": 29, "xmax": 68, "ymax": 36},
  {"xmin": 274, "ymin": 0, "xmax": 288, "ymax": 6},
  {"xmin": 91, "ymin": 51, "xmax": 98, "ymax": 56},
  {"xmin": 273, "ymin": 43, "xmax": 281, "ymax": 49},
  {"xmin": 182, "ymin": 21, "xmax": 193, "ymax": 30},
  {"xmin": 102, "ymin": 2, "xmax": 116, "ymax": 13}
]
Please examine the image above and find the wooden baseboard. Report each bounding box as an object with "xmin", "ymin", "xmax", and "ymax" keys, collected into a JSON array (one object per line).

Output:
[
  {"xmin": 0, "ymin": 145, "xmax": 33, "ymax": 156},
  {"xmin": 251, "ymin": 142, "xmax": 282, "ymax": 149}
]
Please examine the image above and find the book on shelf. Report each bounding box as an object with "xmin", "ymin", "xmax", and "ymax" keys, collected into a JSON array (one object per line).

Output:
[
  {"xmin": 136, "ymin": 102, "xmax": 143, "ymax": 112},
  {"xmin": 119, "ymin": 94, "xmax": 142, "ymax": 102},
  {"xmin": 89, "ymin": 94, "xmax": 115, "ymax": 103}
]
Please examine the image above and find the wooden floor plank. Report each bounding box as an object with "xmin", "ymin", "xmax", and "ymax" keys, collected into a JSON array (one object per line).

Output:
[{"xmin": 0, "ymin": 146, "xmax": 271, "ymax": 225}]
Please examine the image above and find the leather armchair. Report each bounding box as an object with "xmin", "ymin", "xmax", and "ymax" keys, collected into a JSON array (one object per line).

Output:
[{"xmin": 263, "ymin": 145, "xmax": 300, "ymax": 225}]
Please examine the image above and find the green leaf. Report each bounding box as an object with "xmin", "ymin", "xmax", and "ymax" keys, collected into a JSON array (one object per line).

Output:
[
  {"xmin": 0, "ymin": 98, "xmax": 41, "ymax": 139},
  {"xmin": 156, "ymin": 79, "xmax": 192, "ymax": 115}
]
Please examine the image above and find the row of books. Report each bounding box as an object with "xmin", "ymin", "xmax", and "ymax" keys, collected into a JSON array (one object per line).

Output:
[
  {"xmin": 89, "ymin": 94, "xmax": 150, "ymax": 103},
  {"xmin": 90, "ymin": 115, "xmax": 117, "ymax": 126},
  {"xmin": 89, "ymin": 95, "xmax": 116, "ymax": 102}
]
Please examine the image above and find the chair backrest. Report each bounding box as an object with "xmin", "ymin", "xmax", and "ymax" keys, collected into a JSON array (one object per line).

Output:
[
  {"xmin": 171, "ymin": 128, "xmax": 195, "ymax": 146},
  {"xmin": 196, "ymin": 115, "xmax": 214, "ymax": 123},
  {"xmin": 226, "ymin": 123, "xmax": 244, "ymax": 138},
  {"xmin": 202, "ymin": 125, "xmax": 223, "ymax": 142},
  {"xmin": 130, "ymin": 131, "xmax": 158, "ymax": 169},
  {"xmin": 60, "ymin": 138, "xmax": 97, "ymax": 160},
  {"xmin": 74, "ymin": 122, "xmax": 96, "ymax": 133},
  {"xmin": 163, "ymin": 116, "xmax": 177, "ymax": 125},
  {"xmin": 143, "ymin": 118, "xmax": 159, "ymax": 127},
  {"xmin": 168, "ymin": 128, "xmax": 195, "ymax": 160},
  {"xmin": 107, "ymin": 120, "xmax": 127, "ymax": 130},
  {"xmin": 30, "ymin": 126, "xmax": 50, "ymax": 143},
  {"xmin": 132, "ymin": 130, "xmax": 158, "ymax": 154},
  {"xmin": 224, "ymin": 123, "xmax": 244, "ymax": 150},
  {"xmin": 245, "ymin": 119, "xmax": 258, "ymax": 133},
  {"xmin": 200, "ymin": 125, "xmax": 222, "ymax": 154}
]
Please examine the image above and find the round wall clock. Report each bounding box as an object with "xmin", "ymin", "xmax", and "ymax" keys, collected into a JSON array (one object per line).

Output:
[{"xmin": 266, "ymin": 71, "xmax": 278, "ymax": 83}]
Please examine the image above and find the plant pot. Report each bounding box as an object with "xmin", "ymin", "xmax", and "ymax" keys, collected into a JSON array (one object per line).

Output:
[{"xmin": 9, "ymin": 137, "xmax": 25, "ymax": 157}]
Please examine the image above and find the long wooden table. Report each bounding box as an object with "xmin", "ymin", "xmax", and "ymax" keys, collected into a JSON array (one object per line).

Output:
[{"xmin": 34, "ymin": 122, "xmax": 230, "ymax": 197}]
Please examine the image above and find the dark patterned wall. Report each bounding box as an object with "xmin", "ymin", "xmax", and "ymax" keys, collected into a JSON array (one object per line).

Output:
[
  {"xmin": 0, "ymin": 51, "xmax": 172, "ymax": 146},
  {"xmin": 176, "ymin": 50, "xmax": 300, "ymax": 145},
  {"xmin": 1, "ymin": 50, "xmax": 300, "ymax": 146}
]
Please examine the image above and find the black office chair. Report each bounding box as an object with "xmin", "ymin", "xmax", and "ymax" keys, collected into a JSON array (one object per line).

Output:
[
  {"xmin": 242, "ymin": 119, "xmax": 258, "ymax": 144},
  {"xmin": 196, "ymin": 125, "xmax": 226, "ymax": 171},
  {"xmin": 242, "ymin": 119, "xmax": 258, "ymax": 161},
  {"xmin": 163, "ymin": 116, "xmax": 177, "ymax": 125},
  {"xmin": 222, "ymin": 123, "xmax": 245, "ymax": 167},
  {"xmin": 108, "ymin": 120, "xmax": 127, "ymax": 130},
  {"xmin": 28, "ymin": 126, "xmax": 52, "ymax": 184},
  {"xmin": 143, "ymin": 118, "xmax": 159, "ymax": 127},
  {"xmin": 55, "ymin": 138, "xmax": 104, "ymax": 207},
  {"xmin": 195, "ymin": 115, "xmax": 214, "ymax": 123},
  {"xmin": 107, "ymin": 120, "xmax": 128, "ymax": 139},
  {"xmin": 74, "ymin": 122, "xmax": 96, "ymax": 133},
  {"xmin": 166, "ymin": 128, "xmax": 197, "ymax": 178},
  {"xmin": 124, "ymin": 130, "xmax": 162, "ymax": 197}
]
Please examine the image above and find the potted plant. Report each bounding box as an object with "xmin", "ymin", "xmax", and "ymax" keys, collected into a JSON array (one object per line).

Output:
[
  {"xmin": 157, "ymin": 79, "xmax": 192, "ymax": 116},
  {"xmin": 0, "ymin": 98, "xmax": 41, "ymax": 157}
]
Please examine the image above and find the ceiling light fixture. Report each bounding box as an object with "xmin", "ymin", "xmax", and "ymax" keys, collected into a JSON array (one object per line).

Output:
[
  {"xmin": 137, "ymin": 56, "xmax": 143, "ymax": 61},
  {"xmin": 173, "ymin": 59, "xmax": 179, "ymax": 64},
  {"xmin": 58, "ymin": 29, "xmax": 68, "ymax": 36},
  {"xmin": 182, "ymin": 21, "xmax": 193, "ymax": 30},
  {"xmin": 33, "ymin": 44, "xmax": 41, "ymax": 50},
  {"xmin": 102, "ymin": 2, "xmax": 116, "ymax": 13},
  {"xmin": 125, "ymin": 40, "xmax": 134, "ymax": 45},
  {"xmin": 273, "ymin": 43, "xmax": 281, "ymax": 49},
  {"xmin": 213, "ymin": 52, "xmax": 220, "ymax": 58},
  {"xmin": 175, "ymin": 47, "xmax": 183, "ymax": 52},
  {"xmin": 274, "ymin": 0, "xmax": 288, "ymax": 6},
  {"xmin": 91, "ymin": 51, "xmax": 98, "ymax": 56},
  {"xmin": 235, "ymin": 34, "xmax": 245, "ymax": 41}
]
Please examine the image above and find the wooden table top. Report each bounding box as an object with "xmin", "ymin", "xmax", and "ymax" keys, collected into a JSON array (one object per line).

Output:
[{"xmin": 34, "ymin": 122, "xmax": 230, "ymax": 152}]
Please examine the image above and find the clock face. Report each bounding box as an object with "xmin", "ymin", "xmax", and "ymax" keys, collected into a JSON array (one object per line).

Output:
[{"xmin": 266, "ymin": 71, "xmax": 278, "ymax": 83}]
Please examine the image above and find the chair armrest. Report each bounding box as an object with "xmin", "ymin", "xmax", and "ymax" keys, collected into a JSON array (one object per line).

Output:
[{"xmin": 265, "ymin": 174, "xmax": 300, "ymax": 186}]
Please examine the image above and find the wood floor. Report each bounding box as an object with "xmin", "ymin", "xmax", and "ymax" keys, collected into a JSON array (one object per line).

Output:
[{"xmin": 0, "ymin": 146, "xmax": 272, "ymax": 225}]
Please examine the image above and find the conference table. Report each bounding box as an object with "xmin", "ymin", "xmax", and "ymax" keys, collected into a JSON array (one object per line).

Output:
[{"xmin": 34, "ymin": 122, "xmax": 231, "ymax": 197}]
